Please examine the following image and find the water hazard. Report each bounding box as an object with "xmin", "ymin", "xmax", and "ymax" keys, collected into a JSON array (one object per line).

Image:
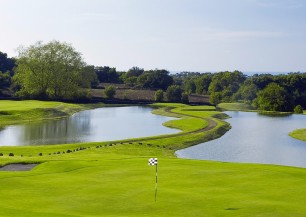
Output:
[
  {"xmin": 176, "ymin": 111, "xmax": 306, "ymax": 168},
  {"xmin": 0, "ymin": 106, "xmax": 179, "ymax": 146}
]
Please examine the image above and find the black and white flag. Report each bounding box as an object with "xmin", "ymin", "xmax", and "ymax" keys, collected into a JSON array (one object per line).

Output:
[{"xmin": 148, "ymin": 158, "xmax": 158, "ymax": 166}]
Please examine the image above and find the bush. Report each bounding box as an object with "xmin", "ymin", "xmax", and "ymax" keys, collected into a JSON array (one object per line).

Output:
[
  {"xmin": 154, "ymin": 90, "xmax": 164, "ymax": 102},
  {"xmin": 104, "ymin": 85, "xmax": 116, "ymax": 99},
  {"xmin": 9, "ymin": 153, "xmax": 14, "ymax": 157},
  {"xmin": 0, "ymin": 153, "xmax": 3, "ymax": 156},
  {"xmin": 294, "ymin": 105, "xmax": 303, "ymax": 114}
]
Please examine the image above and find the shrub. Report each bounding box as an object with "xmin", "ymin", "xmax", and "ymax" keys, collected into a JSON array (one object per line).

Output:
[
  {"xmin": 0, "ymin": 153, "xmax": 3, "ymax": 156},
  {"xmin": 9, "ymin": 153, "xmax": 14, "ymax": 157},
  {"xmin": 104, "ymin": 85, "xmax": 116, "ymax": 99},
  {"xmin": 38, "ymin": 153, "xmax": 42, "ymax": 156},
  {"xmin": 294, "ymin": 105, "xmax": 303, "ymax": 114},
  {"xmin": 154, "ymin": 90, "xmax": 164, "ymax": 102}
]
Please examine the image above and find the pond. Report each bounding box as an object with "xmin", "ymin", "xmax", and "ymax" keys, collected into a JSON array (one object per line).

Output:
[
  {"xmin": 176, "ymin": 111, "xmax": 306, "ymax": 168},
  {"xmin": 0, "ymin": 106, "xmax": 179, "ymax": 146}
]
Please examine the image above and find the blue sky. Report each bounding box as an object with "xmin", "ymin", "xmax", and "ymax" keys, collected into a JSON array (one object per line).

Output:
[{"xmin": 1, "ymin": 0, "xmax": 305, "ymax": 72}]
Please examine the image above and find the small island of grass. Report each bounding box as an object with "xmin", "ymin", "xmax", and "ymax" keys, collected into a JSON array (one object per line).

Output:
[{"xmin": 289, "ymin": 128, "xmax": 306, "ymax": 142}]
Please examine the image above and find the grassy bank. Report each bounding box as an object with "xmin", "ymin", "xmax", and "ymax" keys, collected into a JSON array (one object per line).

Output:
[
  {"xmin": 289, "ymin": 129, "xmax": 306, "ymax": 142},
  {"xmin": 0, "ymin": 100, "xmax": 101, "ymax": 127},
  {"xmin": 217, "ymin": 102, "xmax": 255, "ymax": 111},
  {"xmin": 0, "ymin": 100, "xmax": 306, "ymax": 216}
]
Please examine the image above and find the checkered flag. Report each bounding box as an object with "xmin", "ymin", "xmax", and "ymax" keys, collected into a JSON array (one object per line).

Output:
[{"xmin": 148, "ymin": 158, "xmax": 158, "ymax": 166}]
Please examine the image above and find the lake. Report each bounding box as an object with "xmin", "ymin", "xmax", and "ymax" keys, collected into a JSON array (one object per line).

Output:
[
  {"xmin": 0, "ymin": 106, "xmax": 179, "ymax": 146},
  {"xmin": 176, "ymin": 111, "xmax": 306, "ymax": 168}
]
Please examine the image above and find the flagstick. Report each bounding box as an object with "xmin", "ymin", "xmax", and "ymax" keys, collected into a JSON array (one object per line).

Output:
[{"xmin": 155, "ymin": 163, "xmax": 158, "ymax": 202}]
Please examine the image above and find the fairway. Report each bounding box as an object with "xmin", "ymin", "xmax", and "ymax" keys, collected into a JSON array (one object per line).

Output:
[{"xmin": 0, "ymin": 101, "xmax": 306, "ymax": 216}]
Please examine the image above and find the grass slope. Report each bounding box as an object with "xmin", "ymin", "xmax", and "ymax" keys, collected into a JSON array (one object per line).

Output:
[
  {"xmin": 0, "ymin": 101, "xmax": 305, "ymax": 216},
  {"xmin": 289, "ymin": 129, "xmax": 306, "ymax": 142}
]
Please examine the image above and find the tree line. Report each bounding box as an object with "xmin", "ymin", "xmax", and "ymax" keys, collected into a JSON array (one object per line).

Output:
[{"xmin": 0, "ymin": 40, "xmax": 305, "ymax": 112}]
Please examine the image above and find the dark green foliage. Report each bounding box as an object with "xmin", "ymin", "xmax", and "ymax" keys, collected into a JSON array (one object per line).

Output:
[
  {"xmin": 166, "ymin": 85, "xmax": 182, "ymax": 102},
  {"xmin": 154, "ymin": 89, "xmax": 164, "ymax": 102},
  {"xmin": 81, "ymin": 65, "xmax": 99, "ymax": 88},
  {"xmin": 183, "ymin": 79, "xmax": 196, "ymax": 94},
  {"xmin": 9, "ymin": 153, "xmax": 14, "ymax": 157},
  {"xmin": 195, "ymin": 73, "xmax": 213, "ymax": 94},
  {"xmin": 137, "ymin": 69, "xmax": 173, "ymax": 90},
  {"xmin": 256, "ymin": 83, "xmax": 294, "ymax": 112},
  {"xmin": 208, "ymin": 71, "xmax": 246, "ymax": 104},
  {"xmin": 294, "ymin": 105, "xmax": 303, "ymax": 114},
  {"xmin": 120, "ymin": 67, "xmax": 144, "ymax": 85},
  {"xmin": 0, "ymin": 52, "xmax": 16, "ymax": 74},
  {"xmin": 181, "ymin": 92, "xmax": 189, "ymax": 104},
  {"xmin": 104, "ymin": 85, "xmax": 116, "ymax": 99},
  {"xmin": 95, "ymin": 66, "xmax": 120, "ymax": 83}
]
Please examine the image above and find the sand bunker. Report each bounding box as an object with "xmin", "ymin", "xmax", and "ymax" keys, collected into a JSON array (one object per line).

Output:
[{"xmin": 0, "ymin": 164, "xmax": 38, "ymax": 171}]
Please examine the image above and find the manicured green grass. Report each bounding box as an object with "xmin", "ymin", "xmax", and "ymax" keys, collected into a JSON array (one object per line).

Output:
[
  {"xmin": 0, "ymin": 100, "xmax": 306, "ymax": 216},
  {"xmin": 0, "ymin": 154, "xmax": 306, "ymax": 217},
  {"xmin": 217, "ymin": 103, "xmax": 255, "ymax": 111},
  {"xmin": 289, "ymin": 129, "xmax": 306, "ymax": 142}
]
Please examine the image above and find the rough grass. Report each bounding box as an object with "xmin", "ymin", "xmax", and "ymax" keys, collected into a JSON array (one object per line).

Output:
[
  {"xmin": 217, "ymin": 103, "xmax": 255, "ymax": 111},
  {"xmin": 0, "ymin": 101, "xmax": 306, "ymax": 216}
]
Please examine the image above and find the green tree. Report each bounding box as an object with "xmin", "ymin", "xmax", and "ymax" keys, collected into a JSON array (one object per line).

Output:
[
  {"xmin": 256, "ymin": 83, "xmax": 294, "ymax": 112},
  {"xmin": 166, "ymin": 85, "xmax": 182, "ymax": 102},
  {"xmin": 80, "ymin": 65, "xmax": 99, "ymax": 88},
  {"xmin": 13, "ymin": 41, "xmax": 91, "ymax": 100},
  {"xmin": 181, "ymin": 92, "xmax": 189, "ymax": 104},
  {"xmin": 104, "ymin": 85, "xmax": 116, "ymax": 99},
  {"xmin": 137, "ymin": 69, "xmax": 173, "ymax": 90},
  {"xmin": 195, "ymin": 73, "xmax": 213, "ymax": 94},
  {"xmin": 154, "ymin": 89, "xmax": 164, "ymax": 102},
  {"xmin": 183, "ymin": 79, "xmax": 196, "ymax": 94},
  {"xmin": 208, "ymin": 71, "xmax": 245, "ymax": 104},
  {"xmin": 294, "ymin": 105, "xmax": 303, "ymax": 114}
]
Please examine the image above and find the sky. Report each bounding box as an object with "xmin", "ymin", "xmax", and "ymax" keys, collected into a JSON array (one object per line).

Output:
[{"xmin": 1, "ymin": 0, "xmax": 306, "ymax": 72}]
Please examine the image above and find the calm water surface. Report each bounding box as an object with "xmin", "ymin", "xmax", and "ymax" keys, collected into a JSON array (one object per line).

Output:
[
  {"xmin": 176, "ymin": 111, "xmax": 306, "ymax": 168},
  {"xmin": 0, "ymin": 106, "xmax": 179, "ymax": 146}
]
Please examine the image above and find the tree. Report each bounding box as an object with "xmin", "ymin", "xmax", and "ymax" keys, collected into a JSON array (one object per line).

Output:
[
  {"xmin": 137, "ymin": 69, "xmax": 173, "ymax": 90},
  {"xmin": 80, "ymin": 65, "xmax": 99, "ymax": 88},
  {"xmin": 208, "ymin": 71, "xmax": 246, "ymax": 104},
  {"xmin": 13, "ymin": 41, "xmax": 91, "ymax": 100},
  {"xmin": 154, "ymin": 90, "xmax": 164, "ymax": 102},
  {"xmin": 195, "ymin": 73, "xmax": 213, "ymax": 94},
  {"xmin": 294, "ymin": 105, "xmax": 303, "ymax": 114},
  {"xmin": 0, "ymin": 51, "xmax": 16, "ymax": 75},
  {"xmin": 183, "ymin": 79, "xmax": 196, "ymax": 94},
  {"xmin": 256, "ymin": 83, "xmax": 294, "ymax": 112},
  {"xmin": 181, "ymin": 92, "xmax": 189, "ymax": 104},
  {"xmin": 104, "ymin": 85, "xmax": 116, "ymax": 99},
  {"xmin": 95, "ymin": 66, "xmax": 119, "ymax": 83},
  {"xmin": 166, "ymin": 85, "xmax": 182, "ymax": 102}
]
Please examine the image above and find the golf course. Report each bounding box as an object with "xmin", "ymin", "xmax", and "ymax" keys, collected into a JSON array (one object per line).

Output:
[{"xmin": 0, "ymin": 100, "xmax": 306, "ymax": 217}]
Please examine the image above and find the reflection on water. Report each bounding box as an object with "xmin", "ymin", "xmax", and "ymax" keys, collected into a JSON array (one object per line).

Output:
[
  {"xmin": 176, "ymin": 111, "xmax": 306, "ymax": 168},
  {"xmin": 0, "ymin": 106, "xmax": 179, "ymax": 146}
]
